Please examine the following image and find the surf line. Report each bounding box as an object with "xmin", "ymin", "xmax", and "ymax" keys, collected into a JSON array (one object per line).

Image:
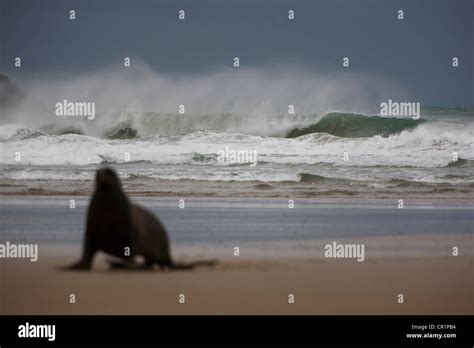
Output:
[{"xmin": 0, "ymin": 241, "xmax": 38, "ymax": 262}]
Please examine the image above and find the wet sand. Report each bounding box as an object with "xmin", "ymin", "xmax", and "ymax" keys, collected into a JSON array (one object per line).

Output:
[{"xmin": 1, "ymin": 177, "xmax": 474, "ymax": 201}]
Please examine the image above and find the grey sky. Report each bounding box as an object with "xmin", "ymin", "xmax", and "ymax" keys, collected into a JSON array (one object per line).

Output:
[{"xmin": 1, "ymin": 0, "xmax": 472, "ymax": 105}]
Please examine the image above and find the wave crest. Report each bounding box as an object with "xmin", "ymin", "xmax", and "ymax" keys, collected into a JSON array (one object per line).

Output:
[
  {"xmin": 287, "ymin": 113, "xmax": 425, "ymax": 138},
  {"xmin": 2, "ymin": 112, "xmax": 428, "ymax": 140}
]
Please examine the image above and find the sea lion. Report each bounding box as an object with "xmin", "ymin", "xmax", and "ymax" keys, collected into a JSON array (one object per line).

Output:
[{"xmin": 67, "ymin": 167, "xmax": 216, "ymax": 271}]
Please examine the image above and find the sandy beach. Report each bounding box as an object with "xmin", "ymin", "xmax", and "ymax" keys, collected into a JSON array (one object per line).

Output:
[
  {"xmin": 1, "ymin": 196, "xmax": 472, "ymax": 315},
  {"xmin": 1, "ymin": 247, "xmax": 473, "ymax": 315}
]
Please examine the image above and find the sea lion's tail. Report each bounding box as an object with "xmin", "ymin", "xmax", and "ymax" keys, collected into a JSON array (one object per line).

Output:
[{"xmin": 170, "ymin": 259, "xmax": 218, "ymax": 270}]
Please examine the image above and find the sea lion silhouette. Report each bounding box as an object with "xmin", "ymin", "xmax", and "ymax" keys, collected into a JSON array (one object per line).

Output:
[{"xmin": 67, "ymin": 167, "xmax": 216, "ymax": 271}]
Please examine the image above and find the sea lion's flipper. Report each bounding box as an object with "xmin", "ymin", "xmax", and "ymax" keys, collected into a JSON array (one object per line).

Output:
[
  {"xmin": 57, "ymin": 260, "xmax": 91, "ymax": 272},
  {"xmin": 170, "ymin": 259, "xmax": 218, "ymax": 270},
  {"xmin": 107, "ymin": 260, "xmax": 127, "ymax": 269},
  {"xmin": 67, "ymin": 260, "xmax": 93, "ymax": 270},
  {"xmin": 107, "ymin": 259, "xmax": 153, "ymax": 271},
  {"xmin": 62, "ymin": 235, "xmax": 97, "ymax": 271}
]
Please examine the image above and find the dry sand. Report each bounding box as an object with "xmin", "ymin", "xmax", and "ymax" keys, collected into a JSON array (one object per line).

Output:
[{"xmin": 1, "ymin": 245, "xmax": 472, "ymax": 315}]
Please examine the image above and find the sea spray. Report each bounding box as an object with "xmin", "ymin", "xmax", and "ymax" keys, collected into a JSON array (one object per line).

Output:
[{"xmin": 2, "ymin": 63, "xmax": 403, "ymax": 137}]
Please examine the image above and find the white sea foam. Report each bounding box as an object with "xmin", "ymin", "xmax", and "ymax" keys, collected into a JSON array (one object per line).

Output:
[{"xmin": 1, "ymin": 121, "xmax": 473, "ymax": 167}]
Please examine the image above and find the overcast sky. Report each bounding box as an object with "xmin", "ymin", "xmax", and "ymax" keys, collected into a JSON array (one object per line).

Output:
[{"xmin": 1, "ymin": 0, "xmax": 472, "ymax": 106}]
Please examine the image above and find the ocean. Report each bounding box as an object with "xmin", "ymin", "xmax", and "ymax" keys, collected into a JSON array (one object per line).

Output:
[{"xmin": 1, "ymin": 106, "xmax": 473, "ymax": 195}]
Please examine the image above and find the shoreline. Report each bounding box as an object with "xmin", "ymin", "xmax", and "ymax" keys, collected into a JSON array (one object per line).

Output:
[{"xmin": 1, "ymin": 178, "xmax": 473, "ymax": 202}]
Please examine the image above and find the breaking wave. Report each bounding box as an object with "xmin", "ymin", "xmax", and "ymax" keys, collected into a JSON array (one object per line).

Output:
[
  {"xmin": 0, "ymin": 112, "xmax": 430, "ymax": 140},
  {"xmin": 286, "ymin": 113, "xmax": 426, "ymax": 138}
]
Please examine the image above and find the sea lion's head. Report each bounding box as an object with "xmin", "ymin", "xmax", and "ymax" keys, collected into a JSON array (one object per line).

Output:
[{"xmin": 95, "ymin": 167, "xmax": 122, "ymax": 190}]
